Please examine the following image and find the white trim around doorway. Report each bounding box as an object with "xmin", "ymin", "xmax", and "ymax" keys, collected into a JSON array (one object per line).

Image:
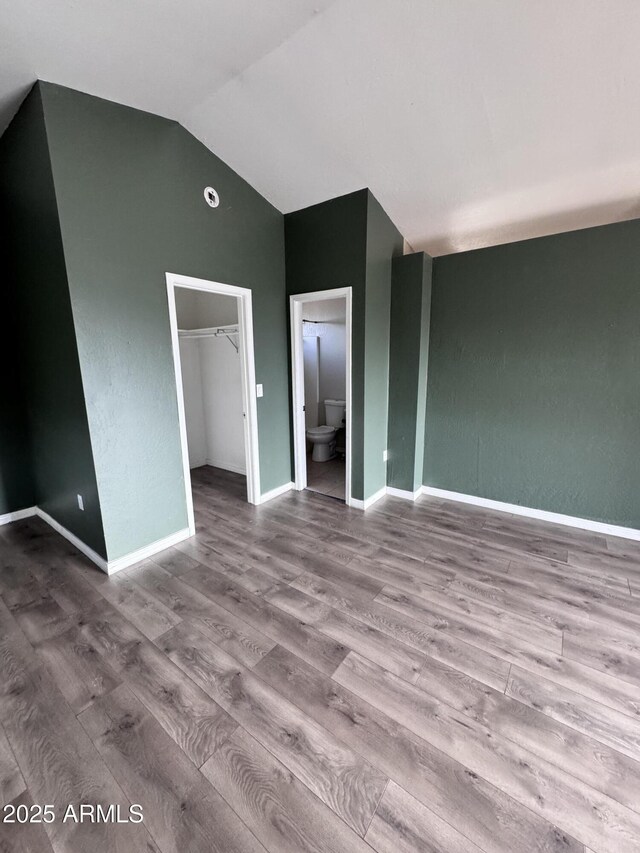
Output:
[
  {"xmin": 290, "ymin": 287, "xmax": 353, "ymax": 506},
  {"xmin": 166, "ymin": 272, "xmax": 262, "ymax": 534}
]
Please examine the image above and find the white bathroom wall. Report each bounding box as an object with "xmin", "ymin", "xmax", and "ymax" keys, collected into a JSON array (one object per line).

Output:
[
  {"xmin": 303, "ymin": 336, "xmax": 319, "ymax": 431},
  {"xmin": 318, "ymin": 324, "xmax": 346, "ymax": 422},
  {"xmin": 303, "ymin": 298, "xmax": 346, "ymax": 424},
  {"xmin": 179, "ymin": 337, "xmax": 208, "ymax": 468}
]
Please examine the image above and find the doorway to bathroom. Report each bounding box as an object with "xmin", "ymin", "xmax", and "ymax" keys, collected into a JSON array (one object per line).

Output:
[
  {"xmin": 290, "ymin": 288, "xmax": 352, "ymax": 505},
  {"xmin": 166, "ymin": 273, "xmax": 261, "ymax": 535}
]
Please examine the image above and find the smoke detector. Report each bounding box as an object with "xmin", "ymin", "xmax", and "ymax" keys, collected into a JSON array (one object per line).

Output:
[{"xmin": 204, "ymin": 186, "xmax": 220, "ymax": 208}]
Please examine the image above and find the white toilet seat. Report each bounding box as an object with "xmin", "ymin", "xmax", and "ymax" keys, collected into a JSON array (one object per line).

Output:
[{"xmin": 307, "ymin": 425, "xmax": 335, "ymax": 440}]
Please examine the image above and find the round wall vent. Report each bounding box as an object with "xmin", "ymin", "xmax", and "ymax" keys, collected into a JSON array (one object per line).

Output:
[{"xmin": 204, "ymin": 186, "xmax": 220, "ymax": 208}]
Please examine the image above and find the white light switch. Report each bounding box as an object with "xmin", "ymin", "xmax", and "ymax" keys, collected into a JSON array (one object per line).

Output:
[
  {"xmin": 256, "ymin": 384, "xmax": 264, "ymax": 398},
  {"xmin": 77, "ymin": 494, "xmax": 84, "ymax": 511},
  {"xmin": 383, "ymin": 450, "xmax": 389, "ymax": 462}
]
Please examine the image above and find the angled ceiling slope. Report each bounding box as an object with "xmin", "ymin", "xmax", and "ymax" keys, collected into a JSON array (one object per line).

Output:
[{"xmin": 1, "ymin": 0, "xmax": 639, "ymax": 255}]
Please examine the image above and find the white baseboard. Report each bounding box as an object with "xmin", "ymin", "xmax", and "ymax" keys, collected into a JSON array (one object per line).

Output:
[
  {"xmin": 106, "ymin": 528, "xmax": 192, "ymax": 574},
  {"xmin": 35, "ymin": 507, "xmax": 109, "ymax": 572},
  {"xmin": 2, "ymin": 505, "xmax": 193, "ymax": 575},
  {"xmin": 0, "ymin": 506, "xmax": 37, "ymax": 526},
  {"xmin": 421, "ymin": 486, "xmax": 640, "ymax": 542},
  {"xmin": 350, "ymin": 484, "xmax": 421, "ymax": 509},
  {"xmin": 206, "ymin": 457, "xmax": 246, "ymax": 476},
  {"xmin": 259, "ymin": 481, "xmax": 295, "ymax": 505},
  {"xmin": 350, "ymin": 485, "xmax": 388, "ymax": 511},
  {"xmin": 365, "ymin": 486, "xmax": 388, "ymax": 509},
  {"xmin": 386, "ymin": 486, "xmax": 422, "ymax": 501}
]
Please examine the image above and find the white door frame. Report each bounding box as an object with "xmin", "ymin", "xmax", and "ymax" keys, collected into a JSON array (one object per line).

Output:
[
  {"xmin": 290, "ymin": 287, "xmax": 353, "ymax": 506},
  {"xmin": 166, "ymin": 272, "xmax": 261, "ymax": 534}
]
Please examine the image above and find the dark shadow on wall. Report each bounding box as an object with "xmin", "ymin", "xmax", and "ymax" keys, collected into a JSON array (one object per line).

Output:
[
  {"xmin": 0, "ymin": 265, "xmax": 35, "ymax": 516},
  {"xmin": 0, "ymin": 83, "xmax": 106, "ymax": 553},
  {"xmin": 0, "ymin": 82, "xmax": 33, "ymax": 138}
]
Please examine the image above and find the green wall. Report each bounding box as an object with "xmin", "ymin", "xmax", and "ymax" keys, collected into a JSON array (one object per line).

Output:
[
  {"xmin": 285, "ymin": 190, "xmax": 368, "ymax": 499},
  {"xmin": 0, "ymin": 86, "xmax": 106, "ymax": 552},
  {"xmin": 38, "ymin": 82, "xmax": 290, "ymax": 560},
  {"xmin": 364, "ymin": 195, "xmax": 404, "ymax": 497},
  {"xmin": 5, "ymin": 81, "xmax": 635, "ymax": 541},
  {"xmin": 387, "ymin": 253, "xmax": 432, "ymax": 494},
  {"xmin": 425, "ymin": 218, "xmax": 640, "ymax": 528},
  {"xmin": 285, "ymin": 190, "xmax": 402, "ymax": 502}
]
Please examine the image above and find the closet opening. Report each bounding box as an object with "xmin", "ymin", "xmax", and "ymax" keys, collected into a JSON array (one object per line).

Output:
[
  {"xmin": 290, "ymin": 288, "xmax": 352, "ymax": 505},
  {"xmin": 166, "ymin": 273, "xmax": 260, "ymax": 534}
]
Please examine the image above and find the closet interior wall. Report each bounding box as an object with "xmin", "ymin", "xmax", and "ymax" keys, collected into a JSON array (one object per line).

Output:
[{"xmin": 175, "ymin": 289, "xmax": 245, "ymax": 475}]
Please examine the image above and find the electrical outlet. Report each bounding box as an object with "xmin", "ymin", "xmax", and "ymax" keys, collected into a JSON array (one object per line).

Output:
[
  {"xmin": 77, "ymin": 494, "xmax": 84, "ymax": 511},
  {"xmin": 383, "ymin": 450, "xmax": 389, "ymax": 462}
]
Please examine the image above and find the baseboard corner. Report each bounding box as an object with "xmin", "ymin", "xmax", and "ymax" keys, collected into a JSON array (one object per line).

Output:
[
  {"xmin": 359, "ymin": 485, "xmax": 387, "ymax": 510},
  {"xmin": 258, "ymin": 481, "xmax": 295, "ymax": 505},
  {"xmin": 0, "ymin": 506, "xmax": 37, "ymax": 526},
  {"xmin": 27, "ymin": 508, "xmax": 193, "ymax": 576},
  {"xmin": 106, "ymin": 527, "xmax": 193, "ymax": 575},
  {"xmin": 35, "ymin": 507, "xmax": 109, "ymax": 573},
  {"xmin": 386, "ymin": 485, "xmax": 422, "ymax": 502}
]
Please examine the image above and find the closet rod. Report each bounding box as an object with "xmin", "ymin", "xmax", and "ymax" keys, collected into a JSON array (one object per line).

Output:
[{"xmin": 178, "ymin": 326, "xmax": 239, "ymax": 352}]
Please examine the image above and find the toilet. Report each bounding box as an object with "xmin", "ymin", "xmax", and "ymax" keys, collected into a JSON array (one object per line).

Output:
[{"xmin": 306, "ymin": 399, "xmax": 346, "ymax": 462}]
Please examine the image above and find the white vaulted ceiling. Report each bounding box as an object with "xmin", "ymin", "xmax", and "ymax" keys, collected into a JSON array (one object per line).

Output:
[{"xmin": 1, "ymin": 0, "xmax": 639, "ymax": 254}]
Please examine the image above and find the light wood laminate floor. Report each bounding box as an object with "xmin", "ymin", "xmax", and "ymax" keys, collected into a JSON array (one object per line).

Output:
[{"xmin": 1, "ymin": 464, "xmax": 640, "ymax": 853}]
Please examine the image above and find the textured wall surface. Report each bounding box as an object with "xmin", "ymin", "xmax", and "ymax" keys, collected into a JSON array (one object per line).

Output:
[
  {"xmin": 426, "ymin": 217, "xmax": 640, "ymax": 528},
  {"xmin": 0, "ymin": 86, "xmax": 105, "ymax": 552},
  {"xmin": 387, "ymin": 253, "xmax": 432, "ymax": 493},
  {"xmin": 41, "ymin": 83, "xmax": 290, "ymax": 560}
]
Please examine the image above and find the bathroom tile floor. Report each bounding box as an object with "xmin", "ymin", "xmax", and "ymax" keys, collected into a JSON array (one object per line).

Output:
[{"xmin": 305, "ymin": 454, "xmax": 345, "ymax": 500}]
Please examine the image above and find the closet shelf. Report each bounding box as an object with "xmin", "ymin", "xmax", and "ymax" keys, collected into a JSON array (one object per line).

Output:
[{"xmin": 178, "ymin": 324, "xmax": 238, "ymax": 337}]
